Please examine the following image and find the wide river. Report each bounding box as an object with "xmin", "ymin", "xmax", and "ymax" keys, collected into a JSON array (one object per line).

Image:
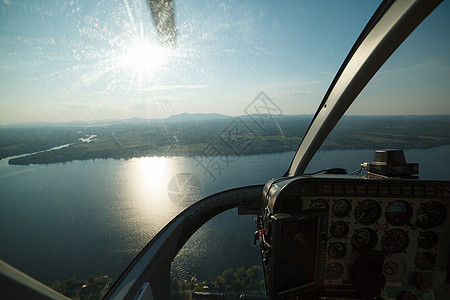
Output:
[{"xmin": 1, "ymin": 147, "xmax": 449, "ymax": 285}]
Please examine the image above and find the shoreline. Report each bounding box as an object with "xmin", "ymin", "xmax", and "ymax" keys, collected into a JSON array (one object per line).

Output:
[{"xmin": 6, "ymin": 144, "xmax": 450, "ymax": 166}]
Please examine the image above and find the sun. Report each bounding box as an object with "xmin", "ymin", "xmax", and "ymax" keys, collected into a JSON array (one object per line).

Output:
[{"xmin": 120, "ymin": 42, "xmax": 167, "ymax": 75}]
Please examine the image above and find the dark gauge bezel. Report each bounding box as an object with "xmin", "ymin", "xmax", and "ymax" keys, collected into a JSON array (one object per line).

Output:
[
  {"xmin": 397, "ymin": 292, "xmax": 418, "ymax": 300},
  {"xmin": 417, "ymin": 231, "xmax": 439, "ymax": 249},
  {"xmin": 354, "ymin": 199, "xmax": 381, "ymax": 225},
  {"xmin": 279, "ymin": 194, "xmax": 302, "ymax": 213},
  {"xmin": 328, "ymin": 242, "xmax": 347, "ymax": 259},
  {"xmin": 330, "ymin": 221, "xmax": 349, "ymax": 239},
  {"xmin": 416, "ymin": 201, "xmax": 447, "ymax": 228},
  {"xmin": 332, "ymin": 199, "xmax": 352, "ymax": 217},
  {"xmin": 381, "ymin": 229, "xmax": 409, "ymax": 254},
  {"xmin": 351, "ymin": 228, "xmax": 378, "ymax": 251},
  {"xmin": 325, "ymin": 262, "xmax": 345, "ymax": 280},
  {"xmin": 310, "ymin": 198, "xmax": 329, "ymax": 210},
  {"xmin": 385, "ymin": 200, "xmax": 413, "ymax": 226},
  {"xmin": 415, "ymin": 252, "xmax": 436, "ymax": 270}
]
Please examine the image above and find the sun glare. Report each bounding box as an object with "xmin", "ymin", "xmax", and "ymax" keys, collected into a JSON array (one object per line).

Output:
[{"xmin": 120, "ymin": 42, "xmax": 167, "ymax": 75}]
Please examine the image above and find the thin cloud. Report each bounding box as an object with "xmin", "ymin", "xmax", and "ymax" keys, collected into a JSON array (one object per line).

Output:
[
  {"xmin": 138, "ymin": 84, "xmax": 210, "ymax": 92},
  {"xmin": 276, "ymin": 89, "xmax": 312, "ymax": 97},
  {"xmin": 88, "ymin": 91, "xmax": 109, "ymax": 96},
  {"xmin": 298, "ymin": 80, "xmax": 322, "ymax": 86},
  {"xmin": 53, "ymin": 102, "xmax": 92, "ymax": 110},
  {"xmin": 381, "ymin": 59, "xmax": 448, "ymax": 74}
]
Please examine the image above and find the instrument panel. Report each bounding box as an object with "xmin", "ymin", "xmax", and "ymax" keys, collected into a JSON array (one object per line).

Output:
[{"xmin": 263, "ymin": 175, "xmax": 450, "ymax": 297}]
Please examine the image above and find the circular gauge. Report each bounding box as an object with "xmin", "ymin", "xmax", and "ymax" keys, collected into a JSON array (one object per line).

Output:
[
  {"xmin": 354, "ymin": 200, "xmax": 381, "ymax": 225},
  {"xmin": 328, "ymin": 242, "xmax": 347, "ymax": 259},
  {"xmin": 330, "ymin": 221, "xmax": 349, "ymax": 239},
  {"xmin": 415, "ymin": 252, "xmax": 436, "ymax": 270},
  {"xmin": 417, "ymin": 231, "xmax": 439, "ymax": 249},
  {"xmin": 325, "ymin": 262, "xmax": 345, "ymax": 280},
  {"xmin": 416, "ymin": 201, "xmax": 447, "ymax": 228},
  {"xmin": 385, "ymin": 201, "xmax": 413, "ymax": 226},
  {"xmin": 351, "ymin": 228, "xmax": 378, "ymax": 251},
  {"xmin": 310, "ymin": 198, "xmax": 328, "ymax": 210},
  {"xmin": 381, "ymin": 229, "xmax": 409, "ymax": 253},
  {"xmin": 279, "ymin": 194, "xmax": 302, "ymax": 213},
  {"xmin": 383, "ymin": 261, "xmax": 399, "ymax": 276},
  {"xmin": 383, "ymin": 257, "xmax": 406, "ymax": 281},
  {"xmin": 332, "ymin": 199, "xmax": 351, "ymax": 217}
]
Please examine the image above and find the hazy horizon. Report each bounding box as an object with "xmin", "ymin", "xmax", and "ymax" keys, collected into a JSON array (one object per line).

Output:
[{"xmin": 2, "ymin": 112, "xmax": 450, "ymax": 127}]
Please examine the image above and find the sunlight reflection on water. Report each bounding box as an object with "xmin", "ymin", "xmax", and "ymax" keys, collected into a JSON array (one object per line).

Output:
[
  {"xmin": 116, "ymin": 156, "xmax": 209, "ymax": 252},
  {"xmin": 119, "ymin": 157, "xmax": 182, "ymax": 245}
]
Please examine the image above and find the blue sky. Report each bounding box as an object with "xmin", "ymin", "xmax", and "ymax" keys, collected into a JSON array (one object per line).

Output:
[{"xmin": 0, "ymin": 0, "xmax": 449, "ymax": 124}]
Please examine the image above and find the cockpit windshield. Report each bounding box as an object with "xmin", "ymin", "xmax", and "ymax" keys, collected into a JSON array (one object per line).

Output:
[{"xmin": 0, "ymin": 1, "xmax": 449, "ymax": 299}]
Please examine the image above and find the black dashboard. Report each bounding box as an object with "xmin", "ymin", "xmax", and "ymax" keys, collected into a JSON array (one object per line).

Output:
[{"xmin": 259, "ymin": 175, "xmax": 450, "ymax": 300}]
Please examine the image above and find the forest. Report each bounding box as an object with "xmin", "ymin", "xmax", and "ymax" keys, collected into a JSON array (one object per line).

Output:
[
  {"xmin": 50, "ymin": 265, "xmax": 264, "ymax": 299},
  {"xmin": 1, "ymin": 114, "xmax": 449, "ymax": 165}
]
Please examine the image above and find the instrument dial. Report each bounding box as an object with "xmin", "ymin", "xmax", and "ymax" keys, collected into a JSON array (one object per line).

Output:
[
  {"xmin": 382, "ymin": 257, "xmax": 406, "ymax": 281},
  {"xmin": 351, "ymin": 228, "xmax": 377, "ymax": 251},
  {"xmin": 417, "ymin": 231, "xmax": 439, "ymax": 249},
  {"xmin": 354, "ymin": 200, "xmax": 381, "ymax": 225},
  {"xmin": 415, "ymin": 252, "xmax": 436, "ymax": 270},
  {"xmin": 329, "ymin": 221, "xmax": 349, "ymax": 239},
  {"xmin": 381, "ymin": 229, "xmax": 409, "ymax": 254},
  {"xmin": 325, "ymin": 262, "xmax": 345, "ymax": 280},
  {"xmin": 385, "ymin": 201, "xmax": 413, "ymax": 226},
  {"xmin": 310, "ymin": 198, "xmax": 328, "ymax": 210},
  {"xmin": 332, "ymin": 199, "xmax": 351, "ymax": 217},
  {"xmin": 416, "ymin": 201, "xmax": 447, "ymax": 228},
  {"xmin": 328, "ymin": 242, "xmax": 346, "ymax": 259}
]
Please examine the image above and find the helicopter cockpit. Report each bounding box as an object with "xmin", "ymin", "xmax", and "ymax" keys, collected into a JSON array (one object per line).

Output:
[
  {"xmin": 103, "ymin": 1, "xmax": 450, "ymax": 299},
  {"xmin": 0, "ymin": 0, "xmax": 449, "ymax": 300}
]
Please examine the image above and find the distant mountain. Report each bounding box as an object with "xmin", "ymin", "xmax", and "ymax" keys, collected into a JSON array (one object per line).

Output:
[
  {"xmin": 0, "ymin": 113, "xmax": 234, "ymax": 128},
  {"xmin": 167, "ymin": 112, "xmax": 232, "ymax": 122}
]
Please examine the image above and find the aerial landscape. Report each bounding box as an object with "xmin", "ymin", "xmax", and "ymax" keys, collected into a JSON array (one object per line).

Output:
[
  {"xmin": 1, "ymin": 0, "xmax": 449, "ymax": 298},
  {"xmin": 1, "ymin": 114, "xmax": 449, "ymax": 166}
]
